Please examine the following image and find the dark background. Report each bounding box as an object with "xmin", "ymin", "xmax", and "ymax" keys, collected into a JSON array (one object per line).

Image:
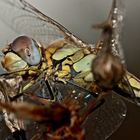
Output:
[{"xmin": 0, "ymin": 0, "xmax": 140, "ymax": 139}]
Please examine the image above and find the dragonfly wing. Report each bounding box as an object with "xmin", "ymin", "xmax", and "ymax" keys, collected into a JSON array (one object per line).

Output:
[
  {"xmin": 0, "ymin": 0, "xmax": 75, "ymax": 46},
  {"xmin": 0, "ymin": 74, "xmax": 127, "ymax": 140},
  {"xmin": 84, "ymin": 94, "xmax": 127, "ymax": 140},
  {"xmin": 52, "ymin": 81, "xmax": 127, "ymax": 140},
  {"xmin": 23, "ymin": 78, "xmax": 127, "ymax": 140}
]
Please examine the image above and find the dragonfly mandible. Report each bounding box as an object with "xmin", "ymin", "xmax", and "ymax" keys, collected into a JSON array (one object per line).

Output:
[{"xmin": 0, "ymin": 0, "xmax": 139, "ymax": 140}]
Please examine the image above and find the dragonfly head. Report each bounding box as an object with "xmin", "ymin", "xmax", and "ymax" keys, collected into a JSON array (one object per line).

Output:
[{"xmin": 11, "ymin": 36, "xmax": 41, "ymax": 66}]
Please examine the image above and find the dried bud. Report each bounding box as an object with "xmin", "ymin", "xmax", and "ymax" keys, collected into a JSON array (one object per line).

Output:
[{"xmin": 92, "ymin": 52, "xmax": 125, "ymax": 90}]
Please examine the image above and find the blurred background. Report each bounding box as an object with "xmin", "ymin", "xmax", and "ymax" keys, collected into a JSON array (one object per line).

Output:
[{"xmin": 0, "ymin": 0, "xmax": 140, "ymax": 139}]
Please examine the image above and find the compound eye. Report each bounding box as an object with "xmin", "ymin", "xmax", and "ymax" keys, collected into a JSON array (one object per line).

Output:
[
  {"xmin": 11, "ymin": 36, "xmax": 41, "ymax": 66},
  {"xmin": 25, "ymin": 47, "xmax": 31, "ymax": 57}
]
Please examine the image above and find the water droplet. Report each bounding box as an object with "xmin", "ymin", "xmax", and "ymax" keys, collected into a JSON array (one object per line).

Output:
[
  {"xmin": 85, "ymin": 94, "xmax": 91, "ymax": 99},
  {"xmin": 84, "ymin": 102, "xmax": 87, "ymax": 106},
  {"xmin": 118, "ymin": 15, "xmax": 123, "ymax": 21},
  {"xmin": 112, "ymin": 19, "xmax": 117, "ymax": 24},
  {"xmin": 72, "ymin": 90, "xmax": 76, "ymax": 94},
  {"xmin": 121, "ymin": 113, "xmax": 126, "ymax": 117},
  {"xmin": 114, "ymin": 8, "xmax": 118, "ymax": 14},
  {"xmin": 74, "ymin": 96, "xmax": 78, "ymax": 99}
]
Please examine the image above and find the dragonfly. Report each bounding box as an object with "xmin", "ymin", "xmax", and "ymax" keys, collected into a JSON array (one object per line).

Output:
[{"xmin": 0, "ymin": 0, "xmax": 139, "ymax": 140}]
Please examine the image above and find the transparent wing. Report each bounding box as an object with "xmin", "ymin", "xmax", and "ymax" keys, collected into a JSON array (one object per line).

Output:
[
  {"xmin": 54, "ymin": 81, "xmax": 127, "ymax": 140},
  {"xmin": 84, "ymin": 94, "xmax": 127, "ymax": 140},
  {"xmin": 0, "ymin": 0, "xmax": 76, "ymax": 46},
  {"xmin": 0, "ymin": 73, "xmax": 127, "ymax": 140}
]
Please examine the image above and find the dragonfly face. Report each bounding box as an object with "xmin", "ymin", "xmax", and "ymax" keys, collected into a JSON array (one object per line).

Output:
[
  {"xmin": 0, "ymin": 0, "xmax": 139, "ymax": 140},
  {"xmin": 2, "ymin": 36, "xmax": 42, "ymax": 72},
  {"xmin": 11, "ymin": 36, "xmax": 41, "ymax": 66}
]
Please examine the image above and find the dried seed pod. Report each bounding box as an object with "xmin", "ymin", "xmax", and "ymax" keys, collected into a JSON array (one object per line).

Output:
[{"xmin": 92, "ymin": 52, "xmax": 125, "ymax": 89}]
